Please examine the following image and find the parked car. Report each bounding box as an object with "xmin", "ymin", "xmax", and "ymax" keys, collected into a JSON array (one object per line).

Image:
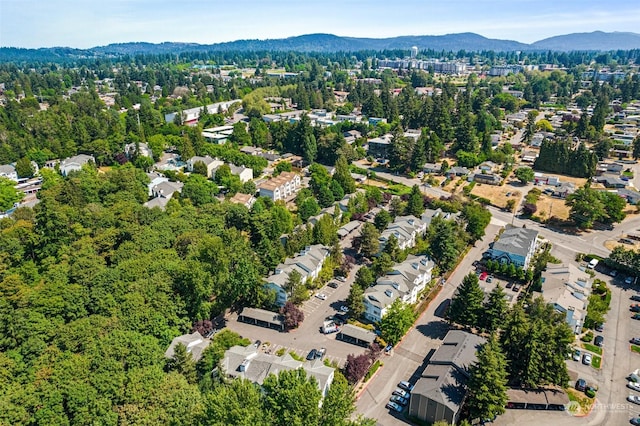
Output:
[
  {"xmin": 512, "ymin": 285, "xmax": 520, "ymax": 292},
  {"xmin": 340, "ymin": 306, "xmax": 349, "ymax": 313},
  {"xmin": 632, "ymin": 304, "xmax": 640, "ymax": 312},
  {"xmin": 336, "ymin": 276, "xmax": 347, "ymax": 282},
  {"xmin": 392, "ymin": 388, "xmax": 409, "ymax": 398},
  {"xmin": 506, "ymin": 282, "xmax": 513, "ymax": 289},
  {"xmin": 627, "ymin": 276, "xmax": 636, "ymax": 285},
  {"xmin": 632, "ymin": 294, "xmax": 640, "ymax": 302},
  {"xmin": 595, "ymin": 323, "xmax": 604, "ymax": 332},
  {"xmin": 631, "ymin": 337, "xmax": 640, "ymax": 345},
  {"xmin": 389, "ymin": 395, "xmax": 408, "ymax": 406},
  {"xmin": 398, "ymin": 381, "xmax": 414, "ymax": 392},
  {"xmin": 315, "ymin": 293, "xmax": 327, "ymax": 300},
  {"xmin": 253, "ymin": 340, "xmax": 262, "ymax": 348},
  {"xmin": 630, "ymin": 417, "xmax": 640, "ymax": 425},
  {"xmin": 479, "ymin": 272, "xmax": 488, "ymax": 281},
  {"xmin": 582, "ymin": 353, "xmax": 592, "ymax": 365},
  {"xmin": 386, "ymin": 402, "xmax": 403, "ymax": 413},
  {"xmin": 628, "ymin": 381, "xmax": 640, "ymax": 392},
  {"xmin": 575, "ymin": 378, "xmax": 586, "ymax": 391},
  {"xmin": 486, "ymin": 276, "xmax": 493, "ymax": 283},
  {"xmin": 328, "ymin": 281, "xmax": 339, "ymax": 289},
  {"xmin": 594, "ymin": 335, "xmax": 604, "ymax": 347},
  {"xmin": 629, "ymin": 395, "xmax": 640, "ymax": 405},
  {"xmin": 610, "ymin": 270, "xmax": 618, "ymax": 277},
  {"xmin": 306, "ymin": 349, "xmax": 318, "ymax": 361},
  {"xmin": 572, "ymin": 349, "xmax": 581, "ymax": 361},
  {"xmin": 316, "ymin": 347, "xmax": 326, "ymax": 359},
  {"xmin": 634, "ymin": 313, "xmax": 640, "ymax": 320}
]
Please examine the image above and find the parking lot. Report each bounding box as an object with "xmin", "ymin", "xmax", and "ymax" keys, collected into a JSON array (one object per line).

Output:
[{"xmin": 224, "ymin": 265, "xmax": 368, "ymax": 368}]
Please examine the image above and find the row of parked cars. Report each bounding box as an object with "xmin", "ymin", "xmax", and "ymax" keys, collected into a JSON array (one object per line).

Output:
[{"xmin": 385, "ymin": 381, "xmax": 414, "ymax": 413}]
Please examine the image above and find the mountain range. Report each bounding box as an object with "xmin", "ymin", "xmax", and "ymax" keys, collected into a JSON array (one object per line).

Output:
[{"xmin": 2, "ymin": 31, "xmax": 640, "ymax": 62}]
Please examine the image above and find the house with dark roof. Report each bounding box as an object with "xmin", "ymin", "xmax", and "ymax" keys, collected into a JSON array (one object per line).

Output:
[
  {"xmin": 366, "ymin": 134, "xmax": 392, "ymax": 159},
  {"xmin": 409, "ymin": 330, "xmax": 485, "ymax": 425},
  {"xmin": 485, "ymin": 226, "xmax": 539, "ymax": 269},
  {"xmin": 594, "ymin": 175, "xmax": 627, "ymax": 188}
]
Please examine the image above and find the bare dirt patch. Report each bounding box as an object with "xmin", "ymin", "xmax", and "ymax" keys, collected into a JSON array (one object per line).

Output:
[
  {"xmin": 536, "ymin": 195, "xmax": 571, "ymax": 221},
  {"xmin": 470, "ymin": 183, "xmax": 522, "ymax": 209}
]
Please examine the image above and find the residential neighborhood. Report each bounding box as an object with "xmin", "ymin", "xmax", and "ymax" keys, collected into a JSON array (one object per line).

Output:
[{"xmin": 3, "ymin": 23, "xmax": 640, "ymax": 426}]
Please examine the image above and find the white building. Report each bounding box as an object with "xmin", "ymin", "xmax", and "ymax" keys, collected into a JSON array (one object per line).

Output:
[
  {"xmin": 0, "ymin": 164, "xmax": 18, "ymax": 182},
  {"xmin": 540, "ymin": 264, "xmax": 592, "ymax": 334},
  {"xmin": 265, "ymin": 245, "xmax": 330, "ymax": 306},
  {"xmin": 59, "ymin": 154, "xmax": 95, "ymax": 176},
  {"xmin": 221, "ymin": 344, "xmax": 335, "ymax": 397},
  {"xmin": 186, "ymin": 155, "xmax": 224, "ymax": 178},
  {"xmin": 379, "ymin": 215, "xmax": 427, "ymax": 252},
  {"xmin": 124, "ymin": 142, "xmax": 153, "ymax": 159},
  {"xmin": 229, "ymin": 164, "xmax": 253, "ymax": 183},
  {"xmin": 364, "ymin": 255, "xmax": 434, "ymax": 322},
  {"xmin": 258, "ymin": 171, "xmax": 301, "ymax": 201}
]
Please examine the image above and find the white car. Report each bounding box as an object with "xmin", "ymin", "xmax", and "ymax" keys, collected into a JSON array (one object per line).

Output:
[
  {"xmin": 315, "ymin": 293, "xmax": 327, "ymax": 300},
  {"xmin": 629, "ymin": 394, "xmax": 640, "ymax": 405},
  {"xmin": 628, "ymin": 381, "xmax": 640, "ymax": 392},
  {"xmin": 582, "ymin": 353, "xmax": 592, "ymax": 365}
]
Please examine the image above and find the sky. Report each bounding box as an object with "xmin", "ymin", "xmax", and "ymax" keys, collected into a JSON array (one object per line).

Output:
[{"xmin": 1, "ymin": 0, "xmax": 640, "ymax": 49}]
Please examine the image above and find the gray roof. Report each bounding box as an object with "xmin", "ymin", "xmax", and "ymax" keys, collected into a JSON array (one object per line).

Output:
[
  {"xmin": 221, "ymin": 345, "xmax": 334, "ymax": 392},
  {"xmin": 448, "ymin": 166, "xmax": 469, "ymax": 175},
  {"xmin": 164, "ymin": 331, "xmax": 210, "ymax": 362},
  {"xmin": 429, "ymin": 330, "xmax": 485, "ymax": 375},
  {"xmin": 492, "ymin": 227, "xmax": 538, "ymax": 258},
  {"xmin": 412, "ymin": 364, "xmax": 467, "ymax": 413},
  {"xmin": 0, "ymin": 164, "xmax": 16, "ymax": 175},
  {"xmin": 238, "ymin": 308, "xmax": 283, "ymax": 326},
  {"xmin": 338, "ymin": 324, "xmax": 376, "ymax": 344},
  {"xmin": 144, "ymin": 197, "xmax": 170, "ymax": 210}
]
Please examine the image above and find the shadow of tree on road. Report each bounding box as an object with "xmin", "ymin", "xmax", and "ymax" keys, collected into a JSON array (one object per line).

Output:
[{"xmin": 416, "ymin": 320, "xmax": 450, "ymax": 340}]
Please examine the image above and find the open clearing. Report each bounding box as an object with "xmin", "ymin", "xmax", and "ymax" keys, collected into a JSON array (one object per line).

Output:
[
  {"xmin": 536, "ymin": 195, "xmax": 571, "ymax": 221},
  {"xmin": 470, "ymin": 183, "xmax": 522, "ymax": 209}
]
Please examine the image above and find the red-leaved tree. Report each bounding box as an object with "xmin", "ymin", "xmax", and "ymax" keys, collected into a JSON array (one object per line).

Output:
[
  {"xmin": 344, "ymin": 353, "xmax": 372, "ymax": 384},
  {"xmin": 281, "ymin": 301, "xmax": 304, "ymax": 330}
]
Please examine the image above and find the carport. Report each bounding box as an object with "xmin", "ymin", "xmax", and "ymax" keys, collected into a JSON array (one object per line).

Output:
[
  {"xmin": 237, "ymin": 307, "xmax": 284, "ymax": 331},
  {"xmin": 506, "ymin": 388, "xmax": 569, "ymax": 410},
  {"xmin": 336, "ymin": 324, "xmax": 377, "ymax": 347}
]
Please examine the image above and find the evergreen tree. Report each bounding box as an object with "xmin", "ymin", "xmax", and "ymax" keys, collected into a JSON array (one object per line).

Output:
[
  {"xmin": 447, "ymin": 273, "xmax": 484, "ymax": 328},
  {"xmin": 466, "ymin": 334, "xmax": 509, "ymax": 422},
  {"xmin": 333, "ymin": 155, "xmax": 356, "ymax": 194},
  {"xmin": 359, "ymin": 223, "xmax": 380, "ymax": 258},
  {"xmin": 346, "ymin": 283, "xmax": 365, "ymax": 319},
  {"xmin": 167, "ymin": 343, "xmax": 198, "ymax": 384},
  {"xmin": 406, "ymin": 184, "xmax": 425, "ymax": 217},
  {"xmin": 482, "ymin": 285, "xmax": 508, "ymax": 333}
]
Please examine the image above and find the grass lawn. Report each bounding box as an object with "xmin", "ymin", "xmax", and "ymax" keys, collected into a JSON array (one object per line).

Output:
[
  {"xmin": 581, "ymin": 343, "xmax": 603, "ymax": 355},
  {"xmin": 632, "ymin": 345, "xmax": 640, "ymax": 354},
  {"xmin": 566, "ymin": 388, "xmax": 593, "ymax": 416},
  {"xmin": 592, "ymin": 355, "xmax": 602, "ymax": 369}
]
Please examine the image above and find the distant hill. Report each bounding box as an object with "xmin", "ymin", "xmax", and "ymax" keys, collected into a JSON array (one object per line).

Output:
[
  {"xmin": 532, "ymin": 31, "xmax": 640, "ymax": 51},
  {"xmin": 2, "ymin": 31, "xmax": 640, "ymax": 62}
]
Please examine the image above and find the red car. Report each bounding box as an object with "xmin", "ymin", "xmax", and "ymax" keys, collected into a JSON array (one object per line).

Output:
[{"xmin": 479, "ymin": 272, "xmax": 488, "ymax": 281}]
